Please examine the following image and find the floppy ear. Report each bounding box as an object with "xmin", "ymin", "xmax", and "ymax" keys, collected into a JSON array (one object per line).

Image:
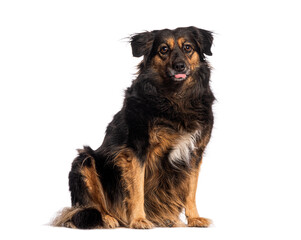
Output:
[
  {"xmin": 189, "ymin": 27, "xmax": 214, "ymax": 56},
  {"xmin": 130, "ymin": 31, "xmax": 155, "ymax": 57}
]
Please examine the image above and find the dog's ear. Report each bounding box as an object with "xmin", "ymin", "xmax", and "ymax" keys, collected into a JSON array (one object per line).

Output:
[
  {"xmin": 189, "ymin": 27, "xmax": 214, "ymax": 56},
  {"xmin": 130, "ymin": 31, "xmax": 155, "ymax": 57}
]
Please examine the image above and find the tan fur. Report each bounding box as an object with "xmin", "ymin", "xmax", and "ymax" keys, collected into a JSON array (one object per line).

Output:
[
  {"xmin": 81, "ymin": 166, "xmax": 107, "ymax": 212},
  {"xmin": 166, "ymin": 37, "xmax": 175, "ymax": 49},
  {"xmin": 177, "ymin": 37, "xmax": 185, "ymax": 47},
  {"xmin": 187, "ymin": 217, "xmax": 212, "ymax": 227},
  {"xmin": 185, "ymin": 166, "xmax": 201, "ymax": 219},
  {"xmin": 52, "ymin": 207, "xmax": 83, "ymax": 228},
  {"xmin": 148, "ymin": 122, "xmax": 179, "ymax": 159},
  {"xmin": 188, "ymin": 51, "xmax": 200, "ymax": 70},
  {"xmin": 113, "ymin": 148, "xmax": 153, "ymax": 228},
  {"xmin": 102, "ymin": 215, "xmax": 120, "ymax": 228},
  {"xmin": 152, "ymin": 54, "xmax": 166, "ymax": 81},
  {"xmin": 184, "ymin": 133, "xmax": 212, "ymax": 227}
]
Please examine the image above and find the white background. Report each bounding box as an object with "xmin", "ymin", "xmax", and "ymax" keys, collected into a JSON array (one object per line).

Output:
[{"xmin": 1, "ymin": 0, "xmax": 300, "ymax": 239}]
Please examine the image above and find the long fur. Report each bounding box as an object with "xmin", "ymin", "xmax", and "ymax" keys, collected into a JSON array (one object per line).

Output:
[{"xmin": 52, "ymin": 26, "xmax": 215, "ymax": 229}]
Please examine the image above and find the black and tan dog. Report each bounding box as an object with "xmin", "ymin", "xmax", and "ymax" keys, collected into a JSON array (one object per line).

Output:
[{"xmin": 52, "ymin": 26, "xmax": 215, "ymax": 229}]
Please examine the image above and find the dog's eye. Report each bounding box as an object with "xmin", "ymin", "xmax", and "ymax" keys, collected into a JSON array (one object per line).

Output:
[
  {"xmin": 184, "ymin": 44, "xmax": 193, "ymax": 53},
  {"xmin": 160, "ymin": 46, "xmax": 169, "ymax": 55}
]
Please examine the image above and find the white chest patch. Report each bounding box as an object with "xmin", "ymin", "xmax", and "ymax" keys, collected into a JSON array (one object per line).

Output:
[{"xmin": 168, "ymin": 130, "xmax": 201, "ymax": 167}]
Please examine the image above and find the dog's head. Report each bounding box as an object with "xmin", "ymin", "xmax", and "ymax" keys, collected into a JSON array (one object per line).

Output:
[{"xmin": 130, "ymin": 27, "xmax": 213, "ymax": 83}]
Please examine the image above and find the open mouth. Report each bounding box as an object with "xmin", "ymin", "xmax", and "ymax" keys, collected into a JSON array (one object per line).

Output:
[{"xmin": 173, "ymin": 73, "xmax": 188, "ymax": 81}]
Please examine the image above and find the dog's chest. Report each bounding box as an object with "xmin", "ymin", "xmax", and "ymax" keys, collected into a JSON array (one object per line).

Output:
[
  {"xmin": 148, "ymin": 125, "xmax": 201, "ymax": 166},
  {"xmin": 168, "ymin": 130, "xmax": 201, "ymax": 166}
]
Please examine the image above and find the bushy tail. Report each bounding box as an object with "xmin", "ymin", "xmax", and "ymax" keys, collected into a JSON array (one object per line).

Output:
[{"xmin": 52, "ymin": 207, "xmax": 103, "ymax": 229}]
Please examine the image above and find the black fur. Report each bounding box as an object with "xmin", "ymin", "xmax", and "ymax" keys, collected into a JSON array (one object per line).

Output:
[{"xmin": 71, "ymin": 208, "xmax": 103, "ymax": 229}]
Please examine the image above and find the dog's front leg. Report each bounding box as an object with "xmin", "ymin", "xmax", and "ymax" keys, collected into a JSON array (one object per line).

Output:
[
  {"xmin": 126, "ymin": 162, "xmax": 154, "ymax": 229},
  {"xmin": 115, "ymin": 149, "xmax": 153, "ymax": 229},
  {"xmin": 185, "ymin": 165, "xmax": 212, "ymax": 227}
]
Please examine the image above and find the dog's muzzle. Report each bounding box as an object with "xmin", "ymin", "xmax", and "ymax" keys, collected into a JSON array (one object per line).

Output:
[{"xmin": 170, "ymin": 61, "xmax": 189, "ymax": 81}]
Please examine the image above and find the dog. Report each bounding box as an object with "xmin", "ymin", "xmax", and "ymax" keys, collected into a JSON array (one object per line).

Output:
[{"xmin": 52, "ymin": 26, "xmax": 215, "ymax": 229}]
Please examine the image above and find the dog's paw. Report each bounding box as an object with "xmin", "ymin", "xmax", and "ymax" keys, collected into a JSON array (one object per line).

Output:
[
  {"xmin": 187, "ymin": 217, "xmax": 212, "ymax": 227},
  {"xmin": 162, "ymin": 219, "xmax": 186, "ymax": 227},
  {"xmin": 64, "ymin": 221, "xmax": 76, "ymax": 229},
  {"xmin": 103, "ymin": 215, "xmax": 119, "ymax": 228},
  {"xmin": 130, "ymin": 218, "xmax": 154, "ymax": 229}
]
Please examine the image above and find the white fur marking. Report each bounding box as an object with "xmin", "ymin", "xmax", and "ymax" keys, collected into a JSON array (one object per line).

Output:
[{"xmin": 168, "ymin": 130, "xmax": 201, "ymax": 166}]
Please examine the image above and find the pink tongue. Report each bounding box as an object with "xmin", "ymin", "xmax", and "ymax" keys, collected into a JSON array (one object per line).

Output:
[{"xmin": 175, "ymin": 74, "xmax": 186, "ymax": 79}]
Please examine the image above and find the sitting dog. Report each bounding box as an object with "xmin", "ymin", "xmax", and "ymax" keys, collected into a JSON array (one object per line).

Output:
[{"xmin": 52, "ymin": 26, "xmax": 215, "ymax": 229}]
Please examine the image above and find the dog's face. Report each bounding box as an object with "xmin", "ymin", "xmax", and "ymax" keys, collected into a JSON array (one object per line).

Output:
[{"xmin": 131, "ymin": 27, "xmax": 213, "ymax": 83}]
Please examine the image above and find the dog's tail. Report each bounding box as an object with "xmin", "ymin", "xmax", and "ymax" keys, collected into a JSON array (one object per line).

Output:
[{"xmin": 51, "ymin": 206, "xmax": 103, "ymax": 229}]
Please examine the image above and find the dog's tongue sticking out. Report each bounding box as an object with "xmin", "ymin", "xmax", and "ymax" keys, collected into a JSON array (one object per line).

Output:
[{"xmin": 174, "ymin": 74, "xmax": 186, "ymax": 79}]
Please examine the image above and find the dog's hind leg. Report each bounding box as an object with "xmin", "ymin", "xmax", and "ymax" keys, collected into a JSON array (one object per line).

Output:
[
  {"xmin": 53, "ymin": 146, "xmax": 119, "ymax": 229},
  {"xmin": 79, "ymin": 149, "xmax": 119, "ymax": 228}
]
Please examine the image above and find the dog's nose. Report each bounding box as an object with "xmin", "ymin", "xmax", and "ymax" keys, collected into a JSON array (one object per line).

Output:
[{"xmin": 173, "ymin": 61, "xmax": 186, "ymax": 73}]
